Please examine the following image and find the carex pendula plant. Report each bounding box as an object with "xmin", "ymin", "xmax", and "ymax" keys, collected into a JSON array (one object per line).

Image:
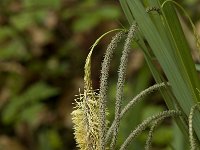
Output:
[{"xmin": 72, "ymin": 0, "xmax": 200, "ymax": 149}]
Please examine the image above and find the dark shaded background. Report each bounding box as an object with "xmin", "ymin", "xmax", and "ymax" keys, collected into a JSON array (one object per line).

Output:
[{"xmin": 0, "ymin": 0, "xmax": 199, "ymax": 149}]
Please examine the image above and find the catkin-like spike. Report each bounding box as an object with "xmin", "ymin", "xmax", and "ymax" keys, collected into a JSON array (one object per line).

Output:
[
  {"xmin": 84, "ymin": 29, "xmax": 124, "ymax": 90},
  {"xmin": 194, "ymin": 31, "xmax": 200, "ymax": 53},
  {"xmin": 99, "ymin": 31, "xmax": 125, "ymax": 150},
  {"xmin": 189, "ymin": 103, "xmax": 200, "ymax": 150},
  {"xmin": 119, "ymin": 110, "xmax": 181, "ymax": 150},
  {"xmin": 110, "ymin": 24, "xmax": 138, "ymax": 149},
  {"xmin": 145, "ymin": 117, "xmax": 164, "ymax": 150},
  {"xmin": 71, "ymin": 89, "xmax": 101, "ymax": 150},
  {"xmin": 146, "ymin": 6, "xmax": 161, "ymax": 14},
  {"xmin": 121, "ymin": 82, "xmax": 169, "ymax": 118},
  {"xmin": 72, "ymin": 29, "xmax": 124, "ymax": 150},
  {"xmin": 105, "ymin": 82, "xmax": 168, "ymax": 144}
]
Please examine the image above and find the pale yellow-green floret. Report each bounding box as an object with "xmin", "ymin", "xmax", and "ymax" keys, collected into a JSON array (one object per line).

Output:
[
  {"xmin": 71, "ymin": 29, "xmax": 120, "ymax": 150},
  {"xmin": 71, "ymin": 90, "xmax": 101, "ymax": 150}
]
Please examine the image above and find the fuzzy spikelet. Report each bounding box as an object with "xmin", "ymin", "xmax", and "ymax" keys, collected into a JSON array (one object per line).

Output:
[
  {"xmin": 146, "ymin": 6, "xmax": 161, "ymax": 14},
  {"xmin": 189, "ymin": 103, "xmax": 200, "ymax": 150},
  {"xmin": 71, "ymin": 40, "xmax": 100, "ymax": 149},
  {"xmin": 71, "ymin": 47, "xmax": 102, "ymax": 150},
  {"xmin": 145, "ymin": 117, "xmax": 164, "ymax": 150},
  {"xmin": 111, "ymin": 24, "xmax": 138, "ymax": 149},
  {"xmin": 105, "ymin": 82, "xmax": 168, "ymax": 143},
  {"xmin": 71, "ymin": 90, "xmax": 101, "ymax": 150},
  {"xmin": 99, "ymin": 31, "xmax": 125, "ymax": 150},
  {"xmin": 71, "ymin": 29, "xmax": 123, "ymax": 150},
  {"xmin": 119, "ymin": 110, "xmax": 181, "ymax": 150}
]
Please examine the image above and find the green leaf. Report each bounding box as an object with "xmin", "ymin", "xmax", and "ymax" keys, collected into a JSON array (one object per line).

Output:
[
  {"xmin": 120, "ymin": 0, "xmax": 200, "ymax": 144},
  {"xmin": 38, "ymin": 129, "xmax": 63, "ymax": 150},
  {"xmin": 0, "ymin": 27, "xmax": 15, "ymax": 40},
  {"xmin": 72, "ymin": 5, "xmax": 120, "ymax": 32},
  {"xmin": 2, "ymin": 82, "xmax": 59, "ymax": 124},
  {"xmin": 0, "ymin": 42, "xmax": 29, "ymax": 60},
  {"xmin": 10, "ymin": 13, "xmax": 35, "ymax": 30},
  {"xmin": 72, "ymin": 13, "xmax": 99, "ymax": 32},
  {"xmin": 97, "ymin": 6, "xmax": 120, "ymax": 19},
  {"xmin": 19, "ymin": 103, "xmax": 44, "ymax": 126},
  {"xmin": 22, "ymin": 0, "xmax": 60, "ymax": 9}
]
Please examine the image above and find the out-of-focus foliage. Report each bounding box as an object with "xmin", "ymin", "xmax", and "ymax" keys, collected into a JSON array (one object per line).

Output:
[
  {"xmin": 2, "ymin": 82, "xmax": 59, "ymax": 125},
  {"xmin": 0, "ymin": 0, "xmax": 122, "ymax": 149}
]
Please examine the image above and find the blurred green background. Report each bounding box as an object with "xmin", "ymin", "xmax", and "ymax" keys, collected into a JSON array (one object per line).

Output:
[{"xmin": 0, "ymin": 0, "xmax": 199, "ymax": 149}]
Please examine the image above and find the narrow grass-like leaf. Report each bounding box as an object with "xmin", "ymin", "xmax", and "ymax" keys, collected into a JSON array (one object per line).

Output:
[
  {"xmin": 121, "ymin": 0, "xmax": 200, "ymax": 141},
  {"xmin": 159, "ymin": 0, "xmax": 200, "ymax": 105},
  {"xmin": 119, "ymin": 0, "xmax": 135, "ymax": 25},
  {"xmin": 120, "ymin": 0, "xmax": 189, "ymax": 139}
]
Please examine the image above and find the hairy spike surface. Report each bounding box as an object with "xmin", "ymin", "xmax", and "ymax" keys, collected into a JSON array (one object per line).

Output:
[
  {"xmin": 119, "ymin": 110, "xmax": 181, "ymax": 150},
  {"xmin": 145, "ymin": 117, "xmax": 164, "ymax": 150},
  {"xmin": 146, "ymin": 6, "xmax": 161, "ymax": 14},
  {"xmin": 84, "ymin": 29, "xmax": 124, "ymax": 90},
  {"xmin": 72, "ymin": 29, "xmax": 124, "ymax": 150},
  {"xmin": 72, "ymin": 46, "xmax": 101, "ymax": 149},
  {"xmin": 105, "ymin": 82, "xmax": 168, "ymax": 143},
  {"xmin": 99, "ymin": 31, "xmax": 125, "ymax": 150},
  {"xmin": 110, "ymin": 23, "xmax": 138, "ymax": 149},
  {"xmin": 189, "ymin": 103, "xmax": 200, "ymax": 150},
  {"xmin": 71, "ymin": 90, "xmax": 100, "ymax": 150}
]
